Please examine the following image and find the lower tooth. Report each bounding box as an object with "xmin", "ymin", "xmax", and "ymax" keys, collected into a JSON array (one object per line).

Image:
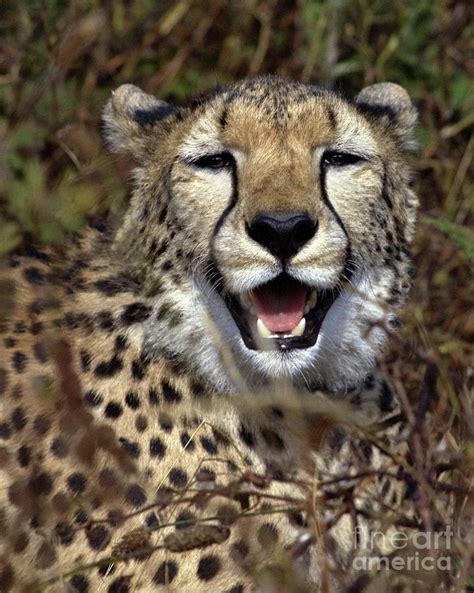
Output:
[
  {"xmin": 290, "ymin": 317, "xmax": 306, "ymax": 337},
  {"xmin": 257, "ymin": 318, "xmax": 273, "ymax": 338}
]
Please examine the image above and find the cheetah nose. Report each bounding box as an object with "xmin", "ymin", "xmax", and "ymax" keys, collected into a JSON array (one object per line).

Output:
[{"xmin": 246, "ymin": 212, "xmax": 317, "ymax": 260}]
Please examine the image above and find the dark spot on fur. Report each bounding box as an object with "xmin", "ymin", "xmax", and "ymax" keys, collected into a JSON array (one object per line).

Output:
[
  {"xmin": 30, "ymin": 321, "xmax": 43, "ymax": 335},
  {"xmin": 239, "ymin": 424, "xmax": 255, "ymax": 448},
  {"xmin": 105, "ymin": 401, "xmax": 123, "ymax": 418},
  {"xmin": 30, "ymin": 472, "xmax": 53, "ymax": 496},
  {"xmin": 107, "ymin": 576, "xmax": 131, "ymax": 593},
  {"xmin": 114, "ymin": 335, "xmax": 128, "ymax": 351},
  {"xmin": 161, "ymin": 380, "xmax": 182, "ymax": 403},
  {"xmin": 125, "ymin": 483, "xmax": 147, "ymax": 508},
  {"xmin": 56, "ymin": 521, "xmax": 76, "ymax": 546},
  {"xmin": 12, "ymin": 531, "xmax": 29, "ymax": 554},
  {"xmin": 51, "ymin": 437, "xmax": 69, "ymax": 458},
  {"xmin": 230, "ymin": 539, "xmax": 249, "ymax": 562},
  {"xmin": 125, "ymin": 391, "xmax": 140, "ymax": 409},
  {"xmin": 68, "ymin": 472, "xmax": 87, "ymax": 494},
  {"xmin": 119, "ymin": 437, "xmax": 140, "ymax": 459},
  {"xmin": 86, "ymin": 525, "xmax": 111, "ymax": 551},
  {"xmin": 0, "ymin": 423, "xmax": 12, "ymax": 440},
  {"xmin": 94, "ymin": 355, "xmax": 123, "ymax": 378},
  {"xmin": 35, "ymin": 540, "xmax": 57, "ymax": 569},
  {"xmin": 131, "ymin": 358, "xmax": 146, "ymax": 380},
  {"xmin": 97, "ymin": 310, "xmax": 115, "ymax": 331},
  {"xmin": 257, "ymin": 523, "xmax": 279, "ymax": 547},
  {"xmin": 74, "ymin": 509, "xmax": 89, "ymax": 525},
  {"xmin": 135, "ymin": 414, "xmax": 148, "ymax": 432},
  {"xmin": 180, "ymin": 431, "xmax": 195, "ymax": 451},
  {"xmin": 153, "ymin": 560, "xmax": 178, "ymax": 585},
  {"xmin": 33, "ymin": 414, "xmax": 51, "ymax": 436},
  {"xmin": 120, "ymin": 302, "xmax": 152, "ymax": 325},
  {"xmin": 200, "ymin": 436, "xmax": 218, "ymax": 455},
  {"xmin": 84, "ymin": 389, "xmax": 103, "ymax": 407},
  {"xmin": 158, "ymin": 205, "xmax": 168, "ymax": 224},
  {"xmin": 148, "ymin": 388, "xmax": 159, "ymax": 405},
  {"xmin": 197, "ymin": 554, "xmax": 221, "ymax": 581},
  {"xmin": 174, "ymin": 510, "xmax": 196, "ymax": 529},
  {"xmin": 17, "ymin": 445, "xmax": 30, "ymax": 467},
  {"xmin": 70, "ymin": 574, "xmax": 89, "ymax": 593},
  {"xmin": 94, "ymin": 275, "xmax": 140, "ymax": 297},
  {"xmin": 149, "ymin": 436, "xmax": 166, "ymax": 458},
  {"xmin": 13, "ymin": 321, "xmax": 27, "ymax": 333},
  {"xmin": 10, "ymin": 406, "xmax": 27, "ymax": 431},
  {"xmin": 33, "ymin": 341, "xmax": 48, "ymax": 363},
  {"xmin": 107, "ymin": 509, "xmax": 125, "ymax": 528},
  {"xmin": 145, "ymin": 512, "xmax": 159, "ymax": 528},
  {"xmin": 24, "ymin": 266, "xmax": 45, "ymax": 285},
  {"xmin": 158, "ymin": 411, "xmax": 173, "ymax": 432},
  {"xmin": 168, "ymin": 467, "xmax": 187, "ymax": 488},
  {"xmin": 216, "ymin": 503, "xmax": 239, "ymax": 526},
  {"xmin": 0, "ymin": 368, "xmax": 8, "ymax": 395},
  {"xmin": 98, "ymin": 468, "xmax": 118, "ymax": 489},
  {"xmin": 12, "ymin": 351, "xmax": 27, "ymax": 373}
]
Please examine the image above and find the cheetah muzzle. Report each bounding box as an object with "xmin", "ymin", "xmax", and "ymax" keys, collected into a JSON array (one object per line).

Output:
[{"xmin": 208, "ymin": 266, "xmax": 339, "ymax": 351}]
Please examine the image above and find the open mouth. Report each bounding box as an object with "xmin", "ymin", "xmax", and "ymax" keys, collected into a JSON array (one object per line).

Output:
[{"xmin": 209, "ymin": 267, "xmax": 338, "ymax": 351}]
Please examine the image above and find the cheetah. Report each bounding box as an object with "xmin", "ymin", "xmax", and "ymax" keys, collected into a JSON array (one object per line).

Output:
[{"xmin": 0, "ymin": 76, "xmax": 418, "ymax": 592}]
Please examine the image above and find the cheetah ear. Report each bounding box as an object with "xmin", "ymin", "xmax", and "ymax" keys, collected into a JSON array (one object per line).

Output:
[
  {"xmin": 355, "ymin": 83, "xmax": 417, "ymax": 150},
  {"xmin": 102, "ymin": 84, "xmax": 176, "ymax": 158}
]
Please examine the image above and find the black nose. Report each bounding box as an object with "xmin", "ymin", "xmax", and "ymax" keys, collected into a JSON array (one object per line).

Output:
[{"xmin": 246, "ymin": 212, "xmax": 317, "ymax": 260}]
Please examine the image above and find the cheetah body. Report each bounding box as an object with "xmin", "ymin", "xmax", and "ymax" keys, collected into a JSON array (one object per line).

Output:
[{"xmin": 0, "ymin": 76, "xmax": 417, "ymax": 592}]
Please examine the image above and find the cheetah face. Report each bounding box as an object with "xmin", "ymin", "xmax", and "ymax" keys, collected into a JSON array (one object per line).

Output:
[{"xmin": 104, "ymin": 78, "xmax": 417, "ymax": 393}]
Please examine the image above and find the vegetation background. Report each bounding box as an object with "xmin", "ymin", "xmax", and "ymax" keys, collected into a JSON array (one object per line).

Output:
[{"xmin": 0, "ymin": 0, "xmax": 472, "ymax": 589}]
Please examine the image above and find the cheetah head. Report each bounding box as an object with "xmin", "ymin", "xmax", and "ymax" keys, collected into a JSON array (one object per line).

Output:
[{"xmin": 103, "ymin": 77, "xmax": 417, "ymax": 393}]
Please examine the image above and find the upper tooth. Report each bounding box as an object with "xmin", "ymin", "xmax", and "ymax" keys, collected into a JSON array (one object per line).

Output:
[
  {"xmin": 308, "ymin": 291, "xmax": 318, "ymax": 309},
  {"xmin": 290, "ymin": 317, "xmax": 306, "ymax": 337},
  {"xmin": 257, "ymin": 318, "xmax": 273, "ymax": 338}
]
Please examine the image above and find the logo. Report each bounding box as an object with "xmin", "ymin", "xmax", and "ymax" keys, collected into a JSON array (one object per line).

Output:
[{"xmin": 352, "ymin": 526, "xmax": 453, "ymax": 572}]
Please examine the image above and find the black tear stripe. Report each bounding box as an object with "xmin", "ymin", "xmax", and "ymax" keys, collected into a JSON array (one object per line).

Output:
[
  {"xmin": 319, "ymin": 164, "xmax": 354, "ymax": 283},
  {"xmin": 211, "ymin": 162, "xmax": 239, "ymax": 241},
  {"xmin": 381, "ymin": 166, "xmax": 393, "ymax": 210}
]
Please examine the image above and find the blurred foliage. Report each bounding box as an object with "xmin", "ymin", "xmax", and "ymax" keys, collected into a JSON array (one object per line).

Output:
[{"xmin": 0, "ymin": 0, "xmax": 472, "ymax": 391}]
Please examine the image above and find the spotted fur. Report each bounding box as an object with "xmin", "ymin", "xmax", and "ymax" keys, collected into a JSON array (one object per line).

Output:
[{"xmin": 0, "ymin": 76, "xmax": 417, "ymax": 592}]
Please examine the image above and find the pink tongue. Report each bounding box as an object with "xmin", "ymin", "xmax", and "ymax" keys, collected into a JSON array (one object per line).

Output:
[{"xmin": 251, "ymin": 279, "xmax": 307, "ymax": 333}]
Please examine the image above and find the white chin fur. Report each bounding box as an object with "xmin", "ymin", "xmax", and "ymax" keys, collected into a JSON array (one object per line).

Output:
[{"xmin": 144, "ymin": 270, "xmax": 391, "ymax": 394}]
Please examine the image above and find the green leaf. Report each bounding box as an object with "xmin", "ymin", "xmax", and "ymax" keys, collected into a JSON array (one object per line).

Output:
[
  {"xmin": 0, "ymin": 222, "xmax": 21, "ymax": 254},
  {"xmin": 422, "ymin": 216, "xmax": 474, "ymax": 263}
]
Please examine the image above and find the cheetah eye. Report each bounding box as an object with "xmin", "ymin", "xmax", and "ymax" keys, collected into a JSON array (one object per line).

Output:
[
  {"xmin": 321, "ymin": 151, "xmax": 365, "ymax": 167},
  {"xmin": 191, "ymin": 152, "xmax": 234, "ymax": 170}
]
